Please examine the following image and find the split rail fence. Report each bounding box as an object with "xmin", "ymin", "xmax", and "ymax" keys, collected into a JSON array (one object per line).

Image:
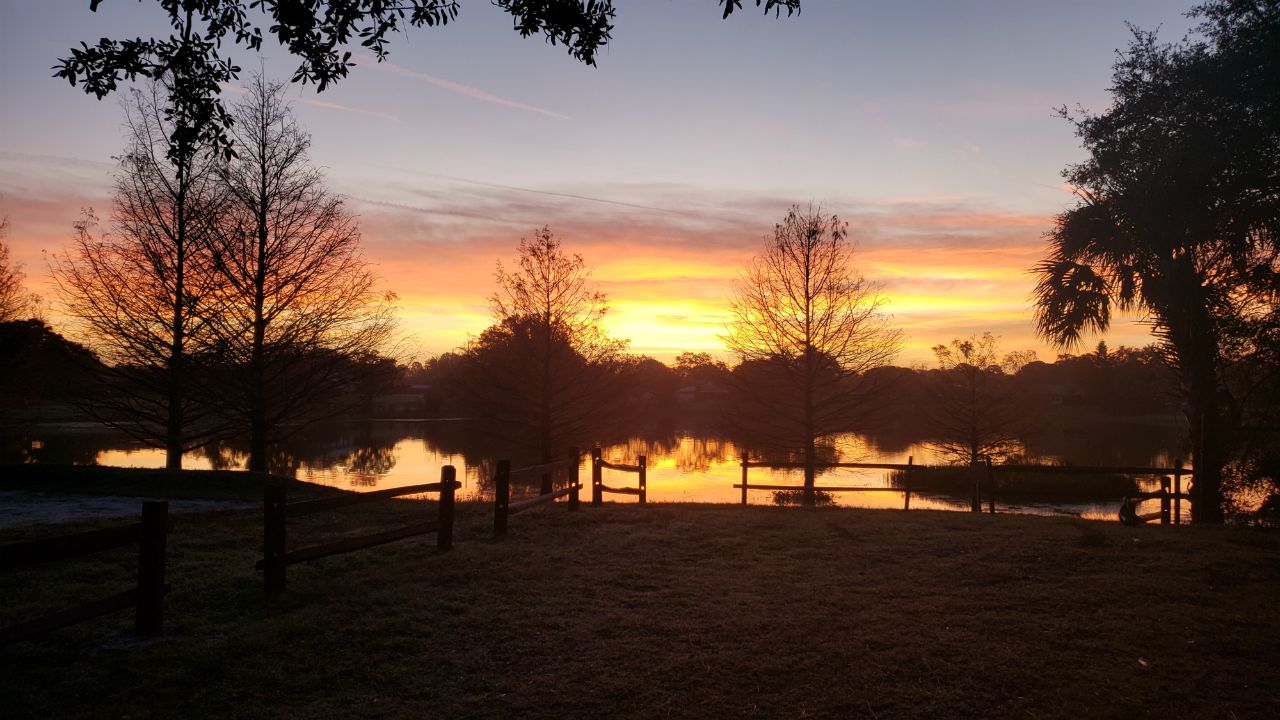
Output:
[
  {"xmin": 257, "ymin": 467, "xmax": 458, "ymax": 596},
  {"xmin": 493, "ymin": 449, "xmax": 583, "ymax": 537},
  {"xmin": 0, "ymin": 500, "xmax": 168, "ymax": 645},
  {"xmin": 737, "ymin": 455, "xmax": 1193, "ymax": 522},
  {"xmin": 590, "ymin": 447, "xmax": 647, "ymax": 505},
  {"xmin": 1118, "ymin": 476, "xmax": 1191, "ymax": 526}
]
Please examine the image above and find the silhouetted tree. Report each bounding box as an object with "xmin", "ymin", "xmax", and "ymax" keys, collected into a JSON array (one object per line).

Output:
[
  {"xmin": 0, "ymin": 217, "xmax": 24, "ymax": 322},
  {"xmin": 925, "ymin": 333, "xmax": 1035, "ymax": 465},
  {"xmin": 465, "ymin": 227, "xmax": 626, "ymax": 462},
  {"xmin": 1032, "ymin": 1, "xmax": 1280, "ymax": 522},
  {"xmin": 726, "ymin": 204, "xmax": 902, "ymax": 505},
  {"xmin": 206, "ymin": 75, "xmax": 396, "ymax": 471},
  {"xmin": 56, "ymin": 1, "xmax": 800, "ymax": 159},
  {"xmin": 0, "ymin": 320, "xmax": 103, "ymax": 418},
  {"xmin": 674, "ymin": 351, "xmax": 730, "ymax": 393},
  {"xmin": 53, "ymin": 82, "xmax": 226, "ymax": 469}
]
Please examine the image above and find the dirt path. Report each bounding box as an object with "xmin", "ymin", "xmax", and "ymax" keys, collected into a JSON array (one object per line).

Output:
[{"xmin": 0, "ymin": 491, "xmax": 255, "ymax": 528}]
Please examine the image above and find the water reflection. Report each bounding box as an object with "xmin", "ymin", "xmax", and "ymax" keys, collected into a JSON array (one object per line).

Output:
[{"xmin": 13, "ymin": 416, "xmax": 1191, "ymax": 522}]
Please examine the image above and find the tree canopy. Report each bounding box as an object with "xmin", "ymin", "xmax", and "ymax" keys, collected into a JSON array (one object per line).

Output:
[
  {"xmin": 57, "ymin": 0, "xmax": 801, "ymax": 159},
  {"xmin": 1031, "ymin": 0, "xmax": 1280, "ymax": 522},
  {"xmin": 925, "ymin": 333, "xmax": 1035, "ymax": 465},
  {"xmin": 464, "ymin": 227, "xmax": 627, "ymax": 461},
  {"xmin": 726, "ymin": 204, "xmax": 901, "ymax": 505}
]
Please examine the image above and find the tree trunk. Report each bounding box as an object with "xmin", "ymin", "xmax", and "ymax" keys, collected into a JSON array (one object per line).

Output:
[
  {"xmin": 802, "ymin": 436, "xmax": 816, "ymax": 507},
  {"xmin": 1188, "ymin": 366, "xmax": 1225, "ymax": 524},
  {"xmin": 247, "ymin": 180, "xmax": 270, "ymax": 473},
  {"xmin": 165, "ymin": 194, "xmax": 187, "ymax": 471},
  {"xmin": 802, "ymin": 345, "xmax": 816, "ymax": 507}
]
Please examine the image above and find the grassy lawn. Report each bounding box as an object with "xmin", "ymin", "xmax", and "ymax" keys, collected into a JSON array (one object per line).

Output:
[{"xmin": 1, "ymin": 492, "xmax": 1278, "ymax": 719}]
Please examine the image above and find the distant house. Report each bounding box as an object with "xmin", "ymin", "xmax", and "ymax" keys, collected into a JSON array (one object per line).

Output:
[{"xmin": 675, "ymin": 382, "xmax": 730, "ymax": 404}]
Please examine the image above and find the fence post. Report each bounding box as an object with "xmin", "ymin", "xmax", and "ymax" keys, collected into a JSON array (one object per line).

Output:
[
  {"xmin": 638, "ymin": 455, "xmax": 647, "ymax": 505},
  {"xmin": 135, "ymin": 500, "xmax": 167, "ymax": 636},
  {"xmin": 740, "ymin": 453, "xmax": 749, "ymax": 506},
  {"xmin": 1159, "ymin": 476, "xmax": 1171, "ymax": 526},
  {"xmin": 494, "ymin": 459, "xmax": 510, "ymax": 537},
  {"xmin": 437, "ymin": 465, "xmax": 456, "ymax": 550},
  {"xmin": 592, "ymin": 447, "xmax": 603, "ymax": 507},
  {"xmin": 986, "ymin": 457, "xmax": 996, "ymax": 515},
  {"xmin": 970, "ymin": 461, "xmax": 982, "ymax": 512},
  {"xmin": 903, "ymin": 455, "xmax": 913, "ymax": 511},
  {"xmin": 1173, "ymin": 458, "xmax": 1183, "ymax": 525},
  {"xmin": 264, "ymin": 484, "xmax": 287, "ymax": 597},
  {"xmin": 568, "ymin": 448, "xmax": 580, "ymax": 511}
]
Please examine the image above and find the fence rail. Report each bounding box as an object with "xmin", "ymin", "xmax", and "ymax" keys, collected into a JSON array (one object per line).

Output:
[
  {"xmin": 591, "ymin": 448, "xmax": 647, "ymax": 505},
  {"xmin": 738, "ymin": 456, "xmax": 919, "ymax": 509},
  {"xmin": 1120, "ymin": 477, "xmax": 1192, "ymax": 526},
  {"xmin": 259, "ymin": 468, "xmax": 458, "ymax": 596},
  {"xmin": 494, "ymin": 450, "xmax": 583, "ymax": 537},
  {"xmin": 0, "ymin": 500, "xmax": 168, "ymax": 645},
  {"xmin": 738, "ymin": 455, "xmax": 1193, "ymax": 519}
]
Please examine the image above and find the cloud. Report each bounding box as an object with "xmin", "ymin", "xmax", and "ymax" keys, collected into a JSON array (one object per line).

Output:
[
  {"xmin": 351, "ymin": 54, "xmax": 571, "ymax": 120},
  {"xmin": 0, "ymin": 154, "xmax": 1157, "ymax": 364},
  {"xmin": 296, "ymin": 97, "xmax": 402, "ymax": 124}
]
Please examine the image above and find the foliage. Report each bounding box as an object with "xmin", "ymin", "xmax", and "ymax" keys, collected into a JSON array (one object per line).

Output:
[
  {"xmin": 887, "ymin": 464, "xmax": 1140, "ymax": 500},
  {"xmin": 1031, "ymin": 0, "xmax": 1280, "ymax": 522},
  {"xmin": 672, "ymin": 351, "xmax": 730, "ymax": 395},
  {"xmin": 726, "ymin": 204, "xmax": 901, "ymax": 504},
  {"xmin": 464, "ymin": 227, "xmax": 627, "ymax": 460},
  {"xmin": 205, "ymin": 74, "xmax": 396, "ymax": 471},
  {"xmin": 56, "ymin": 0, "xmax": 800, "ymax": 160},
  {"xmin": 0, "ymin": 321, "xmax": 103, "ymax": 460}
]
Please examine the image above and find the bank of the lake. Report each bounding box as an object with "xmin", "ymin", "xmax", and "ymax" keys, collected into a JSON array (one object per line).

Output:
[
  {"xmin": 10, "ymin": 414, "xmax": 1191, "ymax": 521},
  {"xmin": 2, "ymin": 485, "xmax": 1276, "ymax": 719}
]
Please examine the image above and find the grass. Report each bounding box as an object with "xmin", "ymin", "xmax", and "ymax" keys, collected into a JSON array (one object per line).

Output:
[{"xmin": 1, "ymin": 491, "xmax": 1278, "ymax": 718}]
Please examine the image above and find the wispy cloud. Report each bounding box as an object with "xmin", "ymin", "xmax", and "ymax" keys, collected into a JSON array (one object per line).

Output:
[
  {"xmin": 352, "ymin": 54, "xmax": 571, "ymax": 120},
  {"xmin": 296, "ymin": 97, "xmax": 402, "ymax": 124}
]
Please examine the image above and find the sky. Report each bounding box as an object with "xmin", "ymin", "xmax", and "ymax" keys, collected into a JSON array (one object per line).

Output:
[{"xmin": 0, "ymin": 0, "xmax": 1200, "ymax": 365}]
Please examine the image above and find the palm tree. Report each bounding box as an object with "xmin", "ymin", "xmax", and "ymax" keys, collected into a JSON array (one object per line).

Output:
[{"xmin": 1033, "ymin": 4, "xmax": 1280, "ymax": 523}]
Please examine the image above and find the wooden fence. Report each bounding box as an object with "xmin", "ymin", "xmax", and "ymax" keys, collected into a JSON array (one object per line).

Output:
[
  {"xmin": 258, "ymin": 467, "xmax": 458, "ymax": 596},
  {"xmin": 1119, "ymin": 477, "xmax": 1191, "ymax": 526},
  {"xmin": 736, "ymin": 456, "xmax": 920, "ymax": 509},
  {"xmin": 494, "ymin": 449, "xmax": 583, "ymax": 537},
  {"xmin": 590, "ymin": 447, "xmax": 647, "ymax": 505},
  {"xmin": 737, "ymin": 455, "xmax": 1193, "ymax": 522},
  {"xmin": 0, "ymin": 500, "xmax": 168, "ymax": 645}
]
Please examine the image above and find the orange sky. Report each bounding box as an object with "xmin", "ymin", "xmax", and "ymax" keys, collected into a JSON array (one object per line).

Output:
[
  {"xmin": 344, "ymin": 181, "xmax": 1157, "ymax": 365},
  {"xmin": 0, "ymin": 153, "xmax": 1160, "ymax": 367},
  {"xmin": 0, "ymin": 0, "xmax": 1194, "ymax": 369}
]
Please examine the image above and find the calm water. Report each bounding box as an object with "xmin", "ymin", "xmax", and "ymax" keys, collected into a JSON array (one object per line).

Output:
[{"xmin": 21, "ymin": 417, "xmax": 1191, "ymax": 522}]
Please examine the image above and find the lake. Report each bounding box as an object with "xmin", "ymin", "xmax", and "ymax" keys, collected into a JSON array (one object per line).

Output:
[{"xmin": 17, "ymin": 415, "xmax": 1191, "ymax": 522}]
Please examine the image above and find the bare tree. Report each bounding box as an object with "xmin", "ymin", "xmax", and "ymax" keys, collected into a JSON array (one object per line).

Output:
[
  {"xmin": 0, "ymin": 216, "xmax": 24, "ymax": 322},
  {"xmin": 206, "ymin": 75, "xmax": 396, "ymax": 472},
  {"xmin": 726, "ymin": 204, "xmax": 902, "ymax": 506},
  {"xmin": 465, "ymin": 227, "xmax": 627, "ymax": 462},
  {"xmin": 924, "ymin": 333, "xmax": 1035, "ymax": 465},
  {"xmin": 53, "ymin": 82, "xmax": 226, "ymax": 469}
]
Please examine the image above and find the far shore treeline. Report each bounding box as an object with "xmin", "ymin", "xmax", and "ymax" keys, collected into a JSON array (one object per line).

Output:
[{"xmin": 0, "ymin": 0, "xmax": 1277, "ymax": 523}]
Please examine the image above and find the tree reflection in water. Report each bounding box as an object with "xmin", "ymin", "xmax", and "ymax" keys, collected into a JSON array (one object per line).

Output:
[{"xmin": 20, "ymin": 415, "xmax": 1188, "ymax": 511}]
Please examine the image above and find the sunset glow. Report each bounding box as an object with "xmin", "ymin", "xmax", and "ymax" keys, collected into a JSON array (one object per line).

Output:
[{"xmin": 0, "ymin": 1, "xmax": 1185, "ymax": 365}]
